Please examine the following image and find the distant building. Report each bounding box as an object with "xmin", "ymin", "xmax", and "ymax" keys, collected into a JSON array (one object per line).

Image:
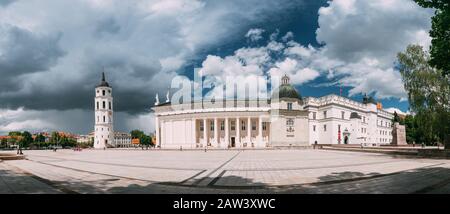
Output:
[
  {"xmin": 76, "ymin": 135, "xmax": 92, "ymax": 144},
  {"xmin": 113, "ymin": 132, "xmax": 133, "ymax": 148}
]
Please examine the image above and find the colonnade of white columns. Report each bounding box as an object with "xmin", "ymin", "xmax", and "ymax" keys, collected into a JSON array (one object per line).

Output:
[
  {"xmin": 154, "ymin": 116, "xmax": 269, "ymax": 149},
  {"xmin": 195, "ymin": 117, "xmax": 267, "ymax": 148}
]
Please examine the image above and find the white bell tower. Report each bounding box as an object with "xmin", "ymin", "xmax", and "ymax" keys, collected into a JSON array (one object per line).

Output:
[{"xmin": 94, "ymin": 72, "xmax": 114, "ymax": 149}]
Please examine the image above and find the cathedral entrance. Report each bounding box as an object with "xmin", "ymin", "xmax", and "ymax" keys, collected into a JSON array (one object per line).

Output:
[{"xmin": 231, "ymin": 137, "xmax": 235, "ymax": 148}]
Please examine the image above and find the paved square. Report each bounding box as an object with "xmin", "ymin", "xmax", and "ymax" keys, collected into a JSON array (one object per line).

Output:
[{"xmin": 1, "ymin": 149, "xmax": 450, "ymax": 193}]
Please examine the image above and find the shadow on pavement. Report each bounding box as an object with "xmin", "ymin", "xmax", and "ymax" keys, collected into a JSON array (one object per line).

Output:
[{"xmin": 1, "ymin": 165, "xmax": 450, "ymax": 194}]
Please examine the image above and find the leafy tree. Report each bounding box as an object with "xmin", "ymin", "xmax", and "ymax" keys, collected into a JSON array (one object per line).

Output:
[
  {"xmin": 414, "ymin": 0, "xmax": 450, "ymax": 76},
  {"xmin": 8, "ymin": 131, "xmax": 22, "ymax": 137},
  {"xmin": 397, "ymin": 44, "xmax": 450, "ymax": 147},
  {"xmin": 34, "ymin": 134, "xmax": 46, "ymax": 143},
  {"xmin": 131, "ymin": 130, "xmax": 151, "ymax": 146},
  {"xmin": 20, "ymin": 131, "xmax": 33, "ymax": 148},
  {"xmin": 403, "ymin": 115, "xmax": 417, "ymax": 144},
  {"xmin": 1, "ymin": 138, "xmax": 7, "ymax": 148},
  {"xmin": 51, "ymin": 131, "xmax": 61, "ymax": 145}
]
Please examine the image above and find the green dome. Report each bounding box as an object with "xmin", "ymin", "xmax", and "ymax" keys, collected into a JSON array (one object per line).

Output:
[{"xmin": 272, "ymin": 84, "xmax": 302, "ymax": 100}]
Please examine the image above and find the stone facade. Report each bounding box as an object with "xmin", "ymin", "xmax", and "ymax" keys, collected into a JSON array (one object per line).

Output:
[{"xmin": 392, "ymin": 122, "xmax": 407, "ymax": 146}]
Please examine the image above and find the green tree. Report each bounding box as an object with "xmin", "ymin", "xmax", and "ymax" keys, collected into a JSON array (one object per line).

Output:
[
  {"xmin": 50, "ymin": 131, "xmax": 61, "ymax": 148},
  {"xmin": 34, "ymin": 134, "xmax": 46, "ymax": 143},
  {"xmin": 131, "ymin": 130, "xmax": 151, "ymax": 146},
  {"xmin": 414, "ymin": 0, "xmax": 450, "ymax": 76},
  {"xmin": 397, "ymin": 44, "xmax": 450, "ymax": 147},
  {"xmin": 20, "ymin": 131, "xmax": 33, "ymax": 148},
  {"xmin": 8, "ymin": 131, "xmax": 22, "ymax": 137},
  {"xmin": 404, "ymin": 115, "xmax": 418, "ymax": 144},
  {"xmin": 1, "ymin": 138, "xmax": 7, "ymax": 148}
]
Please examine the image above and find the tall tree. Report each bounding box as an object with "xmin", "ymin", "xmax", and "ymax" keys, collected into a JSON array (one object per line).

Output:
[
  {"xmin": 34, "ymin": 134, "xmax": 46, "ymax": 143},
  {"xmin": 20, "ymin": 131, "xmax": 33, "ymax": 148},
  {"xmin": 131, "ymin": 130, "xmax": 150, "ymax": 146},
  {"xmin": 397, "ymin": 44, "xmax": 450, "ymax": 147},
  {"xmin": 414, "ymin": 0, "xmax": 450, "ymax": 76},
  {"xmin": 51, "ymin": 131, "xmax": 60, "ymax": 145}
]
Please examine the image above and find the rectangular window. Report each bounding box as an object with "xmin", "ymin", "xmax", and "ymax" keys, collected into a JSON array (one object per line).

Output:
[
  {"xmin": 103, "ymin": 101, "xmax": 106, "ymax": 109},
  {"xmin": 102, "ymin": 90, "xmax": 105, "ymax": 96},
  {"xmin": 252, "ymin": 121, "xmax": 256, "ymax": 131},
  {"xmin": 323, "ymin": 111, "xmax": 327, "ymax": 119},
  {"xmin": 313, "ymin": 125, "xmax": 316, "ymax": 132},
  {"xmin": 96, "ymin": 102, "xmax": 99, "ymax": 110},
  {"xmin": 262, "ymin": 122, "xmax": 267, "ymax": 131},
  {"xmin": 363, "ymin": 116, "xmax": 366, "ymax": 123},
  {"xmin": 103, "ymin": 116, "xmax": 105, "ymax": 122},
  {"xmin": 341, "ymin": 111, "xmax": 345, "ymax": 119},
  {"xmin": 220, "ymin": 121, "xmax": 225, "ymax": 131},
  {"xmin": 287, "ymin": 103, "xmax": 293, "ymax": 110},
  {"xmin": 200, "ymin": 121, "xmax": 204, "ymax": 131},
  {"xmin": 231, "ymin": 121, "xmax": 235, "ymax": 131},
  {"xmin": 109, "ymin": 102, "xmax": 111, "ymax": 110},
  {"xmin": 210, "ymin": 121, "xmax": 214, "ymax": 131},
  {"xmin": 313, "ymin": 112, "xmax": 316, "ymax": 120},
  {"xmin": 241, "ymin": 121, "xmax": 246, "ymax": 131},
  {"xmin": 324, "ymin": 125, "xmax": 327, "ymax": 132}
]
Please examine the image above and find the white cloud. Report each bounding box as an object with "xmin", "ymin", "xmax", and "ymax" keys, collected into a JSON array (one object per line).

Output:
[
  {"xmin": 313, "ymin": 0, "xmax": 434, "ymax": 98},
  {"xmin": 245, "ymin": 28, "xmax": 265, "ymax": 42}
]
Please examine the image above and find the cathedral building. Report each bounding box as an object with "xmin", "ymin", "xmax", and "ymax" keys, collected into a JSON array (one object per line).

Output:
[{"xmin": 153, "ymin": 75, "xmax": 394, "ymax": 149}]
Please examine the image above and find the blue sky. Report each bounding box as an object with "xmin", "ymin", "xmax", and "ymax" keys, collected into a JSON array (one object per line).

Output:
[{"xmin": 0, "ymin": 0, "xmax": 434, "ymax": 134}]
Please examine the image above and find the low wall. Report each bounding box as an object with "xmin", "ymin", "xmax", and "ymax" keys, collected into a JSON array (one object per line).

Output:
[{"xmin": 0, "ymin": 153, "xmax": 25, "ymax": 161}]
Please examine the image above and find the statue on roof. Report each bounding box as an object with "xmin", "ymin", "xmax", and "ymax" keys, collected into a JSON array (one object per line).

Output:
[{"xmin": 155, "ymin": 93, "xmax": 160, "ymax": 106}]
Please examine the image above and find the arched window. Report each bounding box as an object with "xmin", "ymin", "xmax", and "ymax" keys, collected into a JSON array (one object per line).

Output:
[
  {"xmin": 96, "ymin": 102, "xmax": 99, "ymax": 110},
  {"xmin": 103, "ymin": 101, "xmax": 106, "ymax": 109},
  {"xmin": 103, "ymin": 116, "xmax": 105, "ymax": 122},
  {"xmin": 109, "ymin": 102, "xmax": 111, "ymax": 110}
]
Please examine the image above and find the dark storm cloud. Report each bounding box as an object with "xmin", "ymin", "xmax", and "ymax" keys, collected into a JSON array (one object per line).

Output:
[
  {"xmin": 0, "ymin": 0, "xmax": 15, "ymax": 7},
  {"xmin": 0, "ymin": 24, "xmax": 65, "ymax": 92},
  {"xmin": 0, "ymin": 0, "xmax": 304, "ymax": 116},
  {"xmin": 95, "ymin": 18, "xmax": 121, "ymax": 36}
]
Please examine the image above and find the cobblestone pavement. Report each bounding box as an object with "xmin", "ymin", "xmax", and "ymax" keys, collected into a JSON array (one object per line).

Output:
[{"xmin": 1, "ymin": 149, "xmax": 450, "ymax": 193}]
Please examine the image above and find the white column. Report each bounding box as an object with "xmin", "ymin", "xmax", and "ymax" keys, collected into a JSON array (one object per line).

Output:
[
  {"xmin": 203, "ymin": 118, "xmax": 207, "ymax": 147},
  {"xmin": 247, "ymin": 117, "xmax": 251, "ymax": 147},
  {"xmin": 155, "ymin": 116, "xmax": 160, "ymax": 147},
  {"xmin": 258, "ymin": 117, "xmax": 263, "ymax": 148},
  {"xmin": 214, "ymin": 118, "xmax": 219, "ymax": 148},
  {"xmin": 160, "ymin": 120, "xmax": 165, "ymax": 147},
  {"xmin": 236, "ymin": 117, "xmax": 240, "ymax": 148},
  {"xmin": 192, "ymin": 119, "xmax": 196, "ymax": 148},
  {"xmin": 225, "ymin": 117, "xmax": 229, "ymax": 148}
]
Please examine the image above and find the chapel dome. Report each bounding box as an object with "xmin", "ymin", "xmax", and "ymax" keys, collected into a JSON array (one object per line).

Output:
[{"xmin": 271, "ymin": 74, "xmax": 302, "ymax": 100}]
